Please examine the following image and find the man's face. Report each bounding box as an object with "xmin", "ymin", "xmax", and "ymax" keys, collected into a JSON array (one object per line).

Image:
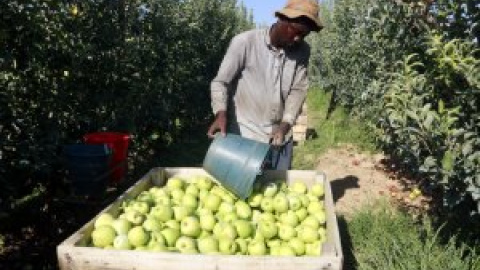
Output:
[{"xmin": 278, "ymin": 20, "xmax": 311, "ymax": 48}]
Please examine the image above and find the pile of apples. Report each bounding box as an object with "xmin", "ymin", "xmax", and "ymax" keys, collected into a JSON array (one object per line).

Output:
[{"xmin": 89, "ymin": 175, "xmax": 326, "ymax": 256}]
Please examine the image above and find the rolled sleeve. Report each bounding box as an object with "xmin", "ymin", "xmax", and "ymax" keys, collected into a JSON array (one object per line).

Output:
[
  {"xmin": 282, "ymin": 58, "xmax": 309, "ymax": 125},
  {"xmin": 211, "ymin": 35, "xmax": 247, "ymax": 114}
]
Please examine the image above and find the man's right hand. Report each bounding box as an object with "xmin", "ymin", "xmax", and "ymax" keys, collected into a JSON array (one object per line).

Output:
[{"xmin": 207, "ymin": 111, "xmax": 227, "ymax": 138}]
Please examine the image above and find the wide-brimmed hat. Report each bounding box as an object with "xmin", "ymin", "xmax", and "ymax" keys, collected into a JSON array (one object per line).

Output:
[{"xmin": 275, "ymin": 0, "xmax": 323, "ymax": 32}]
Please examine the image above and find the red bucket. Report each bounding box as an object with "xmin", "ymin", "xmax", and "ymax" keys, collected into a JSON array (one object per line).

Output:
[{"xmin": 84, "ymin": 132, "xmax": 130, "ymax": 184}]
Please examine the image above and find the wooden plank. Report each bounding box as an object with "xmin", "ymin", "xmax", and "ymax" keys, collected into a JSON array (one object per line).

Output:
[{"xmin": 57, "ymin": 168, "xmax": 343, "ymax": 270}]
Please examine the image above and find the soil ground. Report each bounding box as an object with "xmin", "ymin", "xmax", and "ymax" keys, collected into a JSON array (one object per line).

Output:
[{"xmin": 315, "ymin": 144, "xmax": 428, "ymax": 218}]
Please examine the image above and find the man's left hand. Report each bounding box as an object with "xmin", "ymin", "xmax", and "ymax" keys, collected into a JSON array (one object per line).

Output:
[{"xmin": 271, "ymin": 122, "xmax": 291, "ymax": 147}]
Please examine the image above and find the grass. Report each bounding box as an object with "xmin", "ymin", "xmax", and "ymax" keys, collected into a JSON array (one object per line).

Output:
[
  {"xmin": 346, "ymin": 200, "xmax": 480, "ymax": 270},
  {"xmin": 292, "ymin": 87, "xmax": 376, "ymax": 169}
]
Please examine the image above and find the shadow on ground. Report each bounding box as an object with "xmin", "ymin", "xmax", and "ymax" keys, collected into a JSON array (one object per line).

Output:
[
  {"xmin": 329, "ymin": 175, "xmax": 360, "ymax": 203},
  {"xmin": 337, "ymin": 216, "xmax": 358, "ymax": 270}
]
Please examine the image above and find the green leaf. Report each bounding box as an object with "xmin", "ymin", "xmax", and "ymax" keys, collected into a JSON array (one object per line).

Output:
[{"xmin": 441, "ymin": 150, "xmax": 455, "ymax": 172}]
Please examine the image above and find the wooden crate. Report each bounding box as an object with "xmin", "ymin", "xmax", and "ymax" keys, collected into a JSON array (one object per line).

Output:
[
  {"xmin": 293, "ymin": 103, "xmax": 308, "ymax": 144},
  {"xmin": 57, "ymin": 167, "xmax": 343, "ymax": 270}
]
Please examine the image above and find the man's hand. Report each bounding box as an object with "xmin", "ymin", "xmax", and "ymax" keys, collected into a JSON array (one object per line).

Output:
[
  {"xmin": 270, "ymin": 122, "xmax": 291, "ymax": 147},
  {"xmin": 207, "ymin": 111, "xmax": 227, "ymax": 138}
]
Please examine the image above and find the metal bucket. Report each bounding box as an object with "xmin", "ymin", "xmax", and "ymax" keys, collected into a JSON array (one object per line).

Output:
[{"xmin": 203, "ymin": 133, "xmax": 271, "ymax": 199}]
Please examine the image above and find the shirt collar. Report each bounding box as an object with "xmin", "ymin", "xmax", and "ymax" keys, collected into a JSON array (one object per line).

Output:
[{"xmin": 264, "ymin": 25, "xmax": 283, "ymax": 54}]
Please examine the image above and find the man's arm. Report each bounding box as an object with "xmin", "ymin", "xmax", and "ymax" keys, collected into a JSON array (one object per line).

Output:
[{"xmin": 208, "ymin": 34, "xmax": 247, "ymax": 137}]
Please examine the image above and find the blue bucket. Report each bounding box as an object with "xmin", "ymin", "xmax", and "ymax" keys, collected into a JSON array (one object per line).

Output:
[
  {"xmin": 203, "ymin": 134, "xmax": 271, "ymax": 199},
  {"xmin": 63, "ymin": 144, "xmax": 112, "ymax": 197}
]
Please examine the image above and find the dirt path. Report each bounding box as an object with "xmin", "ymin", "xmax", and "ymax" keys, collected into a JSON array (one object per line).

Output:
[{"xmin": 314, "ymin": 144, "xmax": 403, "ymax": 217}]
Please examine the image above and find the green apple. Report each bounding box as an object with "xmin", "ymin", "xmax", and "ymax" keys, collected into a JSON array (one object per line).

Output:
[
  {"xmin": 166, "ymin": 177, "xmax": 184, "ymax": 190},
  {"xmin": 307, "ymin": 193, "xmax": 320, "ymax": 203},
  {"xmin": 199, "ymin": 212, "xmax": 216, "ymax": 232},
  {"xmin": 222, "ymin": 212, "xmax": 239, "ymax": 223},
  {"xmin": 142, "ymin": 217, "xmax": 162, "ymax": 232},
  {"xmin": 203, "ymin": 193, "xmax": 222, "ymax": 212},
  {"xmin": 247, "ymin": 239, "xmax": 267, "ymax": 255},
  {"xmin": 136, "ymin": 191, "xmax": 154, "ymax": 205},
  {"xmin": 298, "ymin": 225, "xmax": 319, "ymax": 243},
  {"xmin": 94, "ymin": 213, "xmax": 115, "ymax": 228},
  {"xmin": 258, "ymin": 220, "xmax": 278, "ymax": 239},
  {"xmin": 309, "ymin": 183, "xmax": 325, "ymax": 197},
  {"xmin": 131, "ymin": 201, "xmax": 150, "ymax": 215},
  {"xmin": 213, "ymin": 222, "xmax": 237, "ymax": 240},
  {"xmin": 235, "ymin": 238, "xmax": 248, "ymax": 255},
  {"xmin": 270, "ymin": 245, "xmax": 282, "ymax": 256},
  {"xmin": 91, "ymin": 225, "xmax": 116, "ymax": 248},
  {"xmin": 290, "ymin": 181, "xmax": 307, "ymax": 194},
  {"xmin": 164, "ymin": 219, "xmax": 180, "ymax": 230},
  {"xmin": 278, "ymin": 224, "xmax": 296, "ymax": 241},
  {"xmin": 318, "ymin": 227, "xmax": 327, "ymax": 242},
  {"xmin": 267, "ymin": 239, "xmax": 281, "ymax": 248},
  {"xmin": 148, "ymin": 239, "xmax": 168, "ymax": 252},
  {"xmin": 287, "ymin": 194, "xmax": 302, "ymax": 211},
  {"xmin": 218, "ymin": 237, "xmax": 238, "ymax": 255},
  {"xmin": 295, "ymin": 208, "xmax": 308, "ymax": 222},
  {"xmin": 175, "ymin": 236, "xmax": 197, "ymax": 253},
  {"xmin": 111, "ymin": 218, "xmax": 132, "ymax": 235},
  {"xmin": 150, "ymin": 204, "xmax": 174, "ymax": 222},
  {"xmin": 313, "ymin": 210, "xmax": 326, "ymax": 224},
  {"xmin": 170, "ymin": 188, "xmax": 185, "ymax": 204},
  {"xmin": 185, "ymin": 184, "xmax": 199, "ymax": 197},
  {"xmin": 305, "ymin": 241, "xmax": 322, "ymax": 256},
  {"xmin": 182, "ymin": 193, "xmax": 198, "ymax": 209},
  {"xmin": 198, "ymin": 189, "xmax": 209, "ymax": 201},
  {"xmin": 273, "ymin": 193, "xmax": 289, "ymax": 213},
  {"xmin": 298, "ymin": 194, "xmax": 310, "ymax": 207},
  {"xmin": 153, "ymin": 195, "xmax": 171, "ymax": 206},
  {"xmin": 247, "ymin": 193, "xmax": 263, "ymax": 207},
  {"xmin": 161, "ymin": 227, "xmax": 180, "ymax": 247},
  {"xmin": 123, "ymin": 210, "xmax": 145, "ymax": 225},
  {"xmin": 210, "ymin": 185, "xmax": 227, "ymax": 198},
  {"xmin": 259, "ymin": 212, "xmax": 276, "ymax": 223},
  {"xmin": 180, "ymin": 216, "xmax": 201, "ymax": 237},
  {"xmin": 251, "ymin": 210, "xmax": 262, "ymax": 224},
  {"xmin": 288, "ymin": 237, "xmax": 306, "ymax": 256},
  {"xmin": 278, "ymin": 245, "xmax": 296, "ymax": 256},
  {"xmin": 280, "ymin": 211, "xmax": 299, "ymax": 227},
  {"xmin": 173, "ymin": 206, "xmax": 191, "ymax": 221},
  {"xmin": 198, "ymin": 230, "xmax": 212, "ymax": 239},
  {"xmin": 195, "ymin": 176, "xmax": 213, "ymax": 190},
  {"xmin": 218, "ymin": 202, "xmax": 235, "ymax": 215},
  {"xmin": 263, "ymin": 182, "xmax": 278, "ymax": 197},
  {"xmin": 127, "ymin": 226, "xmax": 150, "ymax": 247},
  {"xmin": 234, "ymin": 220, "xmax": 253, "ymax": 239},
  {"xmin": 302, "ymin": 216, "xmax": 320, "ymax": 230},
  {"xmin": 307, "ymin": 201, "xmax": 324, "ymax": 214},
  {"xmin": 113, "ymin": 234, "xmax": 132, "ymax": 250},
  {"xmin": 149, "ymin": 186, "xmax": 168, "ymax": 198},
  {"xmin": 197, "ymin": 236, "xmax": 219, "ymax": 254},
  {"xmin": 149, "ymin": 231, "xmax": 166, "ymax": 246},
  {"xmin": 260, "ymin": 197, "xmax": 274, "ymax": 212},
  {"xmin": 235, "ymin": 200, "xmax": 252, "ymax": 219}
]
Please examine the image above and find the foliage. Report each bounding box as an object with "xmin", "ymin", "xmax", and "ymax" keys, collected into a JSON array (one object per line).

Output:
[
  {"xmin": 311, "ymin": 0, "xmax": 480, "ymax": 219},
  {"xmin": 0, "ymin": 0, "xmax": 253, "ymax": 215},
  {"xmin": 348, "ymin": 200, "xmax": 480, "ymax": 270},
  {"xmin": 292, "ymin": 87, "xmax": 376, "ymax": 170}
]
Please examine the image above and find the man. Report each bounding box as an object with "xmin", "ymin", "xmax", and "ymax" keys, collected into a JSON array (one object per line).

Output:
[{"xmin": 207, "ymin": 0, "xmax": 323, "ymax": 169}]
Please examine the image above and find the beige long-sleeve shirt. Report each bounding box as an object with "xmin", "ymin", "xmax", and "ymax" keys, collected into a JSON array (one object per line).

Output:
[{"xmin": 211, "ymin": 27, "xmax": 310, "ymax": 143}]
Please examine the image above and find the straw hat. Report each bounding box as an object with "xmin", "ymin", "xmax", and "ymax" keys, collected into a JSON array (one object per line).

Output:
[{"xmin": 275, "ymin": 0, "xmax": 323, "ymax": 31}]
